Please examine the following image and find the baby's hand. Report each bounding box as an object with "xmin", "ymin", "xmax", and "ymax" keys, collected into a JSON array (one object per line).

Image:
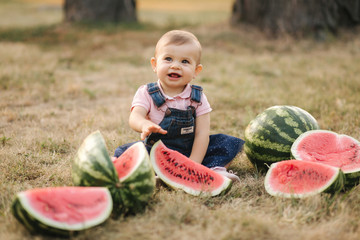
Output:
[{"xmin": 141, "ymin": 122, "xmax": 167, "ymax": 140}]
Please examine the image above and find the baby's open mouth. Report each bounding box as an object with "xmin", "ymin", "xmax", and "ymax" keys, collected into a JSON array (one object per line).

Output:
[{"xmin": 168, "ymin": 73, "xmax": 181, "ymax": 78}]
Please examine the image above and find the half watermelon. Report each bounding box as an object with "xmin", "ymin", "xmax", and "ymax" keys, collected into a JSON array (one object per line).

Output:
[
  {"xmin": 291, "ymin": 130, "xmax": 360, "ymax": 187},
  {"xmin": 11, "ymin": 187, "xmax": 112, "ymax": 237},
  {"xmin": 72, "ymin": 131, "xmax": 155, "ymax": 215},
  {"xmin": 112, "ymin": 141, "xmax": 156, "ymax": 214},
  {"xmin": 150, "ymin": 140, "xmax": 232, "ymax": 196},
  {"xmin": 264, "ymin": 160, "xmax": 345, "ymax": 198}
]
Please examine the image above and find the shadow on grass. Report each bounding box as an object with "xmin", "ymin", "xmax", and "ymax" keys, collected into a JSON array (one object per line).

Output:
[{"xmin": 0, "ymin": 21, "xmax": 159, "ymax": 46}]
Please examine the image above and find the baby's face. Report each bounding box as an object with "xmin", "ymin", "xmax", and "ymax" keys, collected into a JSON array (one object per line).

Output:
[{"xmin": 151, "ymin": 42, "xmax": 202, "ymax": 95}]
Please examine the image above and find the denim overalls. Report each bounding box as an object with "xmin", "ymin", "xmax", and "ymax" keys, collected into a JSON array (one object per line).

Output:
[{"xmin": 114, "ymin": 82, "xmax": 245, "ymax": 168}]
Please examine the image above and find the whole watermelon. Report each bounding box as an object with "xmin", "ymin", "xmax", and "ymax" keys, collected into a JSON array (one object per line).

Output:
[{"xmin": 244, "ymin": 105, "xmax": 319, "ymax": 173}]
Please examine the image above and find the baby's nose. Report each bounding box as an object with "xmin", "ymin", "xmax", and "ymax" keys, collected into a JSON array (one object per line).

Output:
[{"xmin": 170, "ymin": 62, "xmax": 181, "ymax": 69}]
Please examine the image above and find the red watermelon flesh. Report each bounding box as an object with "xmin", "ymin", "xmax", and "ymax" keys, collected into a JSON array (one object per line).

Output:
[
  {"xmin": 113, "ymin": 143, "xmax": 139, "ymax": 180},
  {"xmin": 291, "ymin": 130, "xmax": 360, "ymax": 173},
  {"xmin": 13, "ymin": 187, "xmax": 112, "ymax": 232},
  {"xmin": 150, "ymin": 140, "xmax": 232, "ymax": 196},
  {"xmin": 265, "ymin": 160, "xmax": 344, "ymax": 198},
  {"xmin": 27, "ymin": 187, "xmax": 109, "ymax": 225}
]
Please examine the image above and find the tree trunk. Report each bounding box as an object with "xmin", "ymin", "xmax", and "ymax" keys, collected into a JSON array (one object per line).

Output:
[
  {"xmin": 231, "ymin": 0, "xmax": 360, "ymax": 36},
  {"xmin": 64, "ymin": 0, "xmax": 137, "ymax": 23}
]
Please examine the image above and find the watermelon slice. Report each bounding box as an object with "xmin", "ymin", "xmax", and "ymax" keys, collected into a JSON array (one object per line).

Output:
[
  {"xmin": 72, "ymin": 131, "xmax": 155, "ymax": 215},
  {"xmin": 264, "ymin": 160, "xmax": 345, "ymax": 198},
  {"xmin": 11, "ymin": 187, "xmax": 112, "ymax": 237},
  {"xmin": 291, "ymin": 130, "xmax": 360, "ymax": 186},
  {"xmin": 150, "ymin": 140, "xmax": 232, "ymax": 196},
  {"xmin": 112, "ymin": 142, "xmax": 156, "ymax": 213}
]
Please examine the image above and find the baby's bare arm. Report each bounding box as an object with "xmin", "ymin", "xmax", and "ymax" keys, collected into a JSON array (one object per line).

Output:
[
  {"xmin": 189, "ymin": 113, "xmax": 210, "ymax": 164},
  {"xmin": 129, "ymin": 106, "xmax": 167, "ymax": 140}
]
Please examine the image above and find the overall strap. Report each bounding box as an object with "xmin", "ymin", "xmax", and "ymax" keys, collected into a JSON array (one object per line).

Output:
[
  {"xmin": 147, "ymin": 82, "xmax": 166, "ymax": 108},
  {"xmin": 190, "ymin": 85, "xmax": 203, "ymax": 103}
]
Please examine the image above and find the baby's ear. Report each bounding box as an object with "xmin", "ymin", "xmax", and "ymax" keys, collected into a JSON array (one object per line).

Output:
[
  {"xmin": 150, "ymin": 57, "xmax": 157, "ymax": 72},
  {"xmin": 194, "ymin": 64, "xmax": 203, "ymax": 77}
]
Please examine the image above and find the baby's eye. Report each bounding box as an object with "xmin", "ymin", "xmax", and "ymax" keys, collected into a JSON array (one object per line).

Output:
[
  {"xmin": 164, "ymin": 57, "xmax": 172, "ymax": 62},
  {"xmin": 182, "ymin": 59, "xmax": 190, "ymax": 64}
]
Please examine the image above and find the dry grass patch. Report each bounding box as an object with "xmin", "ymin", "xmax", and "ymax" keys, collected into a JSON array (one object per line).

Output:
[{"xmin": 1, "ymin": 1, "xmax": 360, "ymax": 239}]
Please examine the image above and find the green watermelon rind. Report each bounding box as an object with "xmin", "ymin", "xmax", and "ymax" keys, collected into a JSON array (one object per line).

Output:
[
  {"xmin": 72, "ymin": 131, "xmax": 155, "ymax": 215},
  {"xmin": 12, "ymin": 197, "xmax": 72, "ymax": 237},
  {"xmin": 114, "ymin": 142, "xmax": 156, "ymax": 214},
  {"xmin": 150, "ymin": 140, "xmax": 232, "ymax": 197},
  {"xmin": 291, "ymin": 129, "xmax": 360, "ymax": 187},
  {"xmin": 264, "ymin": 160, "xmax": 345, "ymax": 198},
  {"xmin": 72, "ymin": 131, "xmax": 118, "ymax": 187},
  {"xmin": 245, "ymin": 105, "xmax": 319, "ymax": 172},
  {"xmin": 11, "ymin": 187, "xmax": 112, "ymax": 237},
  {"xmin": 344, "ymin": 171, "xmax": 360, "ymax": 187},
  {"xmin": 118, "ymin": 142, "xmax": 155, "ymax": 202}
]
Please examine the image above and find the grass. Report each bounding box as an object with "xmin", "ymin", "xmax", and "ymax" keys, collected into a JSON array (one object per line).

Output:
[{"xmin": 1, "ymin": 0, "xmax": 360, "ymax": 239}]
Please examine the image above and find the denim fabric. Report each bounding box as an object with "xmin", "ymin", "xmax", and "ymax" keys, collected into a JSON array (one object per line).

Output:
[
  {"xmin": 147, "ymin": 82, "xmax": 203, "ymax": 107},
  {"xmin": 190, "ymin": 84, "xmax": 202, "ymax": 103},
  {"xmin": 114, "ymin": 105, "xmax": 196, "ymax": 159},
  {"xmin": 202, "ymin": 134, "xmax": 245, "ymax": 168},
  {"xmin": 113, "ymin": 83, "xmax": 245, "ymax": 168},
  {"xmin": 145, "ymin": 106, "xmax": 196, "ymax": 156},
  {"xmin": 147, "ymin": 82, "xmax": 166, "ymax": 108},
  {"xmin": 113, "ymin": 133, "xmax": 244, "ymax": 168}
]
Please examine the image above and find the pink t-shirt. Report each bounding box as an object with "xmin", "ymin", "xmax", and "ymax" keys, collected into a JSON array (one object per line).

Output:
[{"xmin": 131, "ymin": 81, "xmax": 212, "ymax": 125}]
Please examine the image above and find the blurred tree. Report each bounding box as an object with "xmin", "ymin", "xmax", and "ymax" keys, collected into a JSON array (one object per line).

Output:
[
  {"xmin": 231, "ymin": 0, "xmax": 360, "ymax": 38},
  {"xmin": 64, "ymin": 0, "xmax": 137, "ymax": 23}
]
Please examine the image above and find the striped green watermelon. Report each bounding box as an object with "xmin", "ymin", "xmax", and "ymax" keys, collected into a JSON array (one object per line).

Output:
[
  {"xmin": 72, "ymin": 131, "xmax": 155, "ymax": 215},
  {"xmin": 264, "ymin": 160, "xmax": 345, "ymax": 198},
  {"xmin": 11, "ymin": 187, "xmax": 112, "ymax": 237},
  {"xmin": 112, "ymin": 141, "xmax": 156, "ymax": 213},
  {"xmin": 244, "ymin": 106, "xmax": 319, "ymax": 172},
  {"xmin": 291, "ymin": 130, "xmax": 360, "ymax": 187}
]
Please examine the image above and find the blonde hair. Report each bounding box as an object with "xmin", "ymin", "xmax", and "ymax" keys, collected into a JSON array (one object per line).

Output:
[{"xmin": 154, "ymin": 30, "xmax": 202, "ymax": 64}]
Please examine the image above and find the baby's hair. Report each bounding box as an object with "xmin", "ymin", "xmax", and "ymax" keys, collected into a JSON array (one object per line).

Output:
[{"xmin": 155, "ymin": 30, "xmax": 202, "ymax": 64}]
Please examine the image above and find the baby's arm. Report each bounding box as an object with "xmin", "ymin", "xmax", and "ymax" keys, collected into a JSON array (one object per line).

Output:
[
  {"xmin": 189, "ymin": 113, "xmax": 210, "ymax": 164},
  {"xmin": 129, "ymin": 106, "xmax": 167, "ymax": 140}
]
